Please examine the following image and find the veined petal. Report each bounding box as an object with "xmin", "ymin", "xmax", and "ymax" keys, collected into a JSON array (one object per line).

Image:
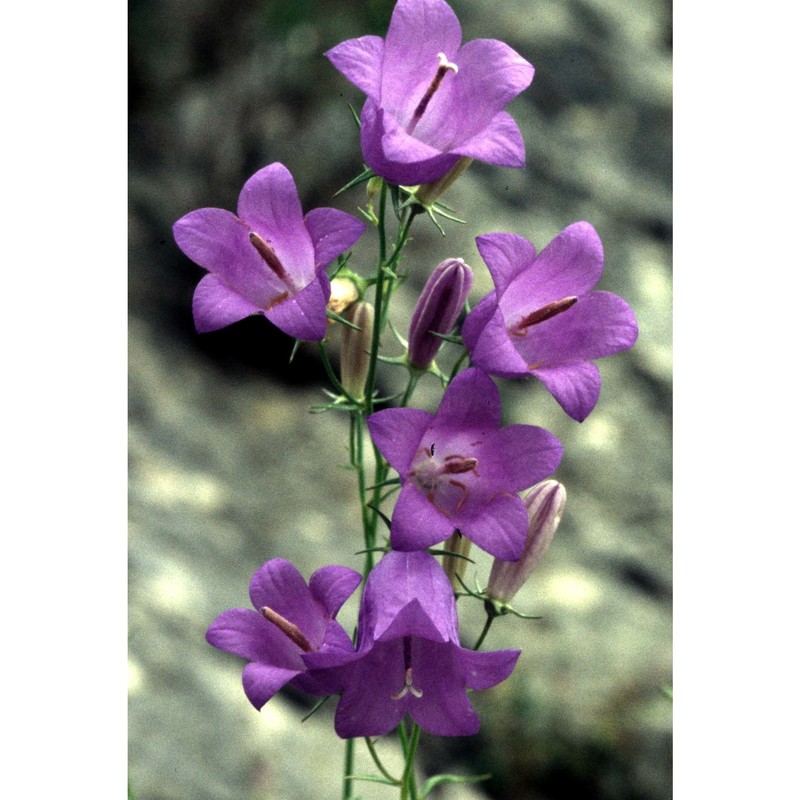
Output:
[
  {"xmin": 304, "ymin": 207, "xmax": 366, "ymax": 271},
  {"xmin": 463, "ymin": 301, "xmax": 529, "ymax": 378},
  {"xmin": 452, "ymin": 110, "xmax": 526, "ymax": 168},
  {"xmin": 242, "ymin": 662, "xmax": 302, "ymax": 710},
  {"xmin": 325, "ymin": 35, "xmax": 385, "ymax": 100},
  {"xmin": 309, "ymin": 565, "xmax": 362, "ymax": 618},
  {"xmin": 481, "ymin": 425, "xmax": 563, "ymax": 492},
  {"xmin": 236, "ymin": 163, "xmax": 316, "ymax": 284},
  {"xmin": 532, "ymin": 362, "xmax": 602, "ymax": 423},
  {"xmin": 462, "ymin": 492, "xmax": 529, "ymax": 561},
  {"xmin": 379, "ymin": 598, "xmax": 448, "ymax": 643},
  {"xmin": 263, "ymin": 271, "xmax": 330, "ymax": 342},
  {"xmin": 248, "ymin": 559, "xmax": 328, "ymax": 647},
  {"xmin": 390, "ymin": 483, "xmax": 455, "ymax": 551},
  {"xmin": 500, "ymin": 222, "xmax": 604, "ymax": 322},
  {"xmin": 206, "ymin": 608, "xmax": 304, "ymax": 671},
  {"xmin": 381, "ymin": 0, "xmax": 462, "ymax": 123},
  {"xmin": 433, "ymin": 367, "xmax": 501, "ymax": 431},
  {"xmin": 191, "ymin": 273, "xmax": 262, "ymax": 333},
  {"xmin": 367, "ymin": 407, "xmax": 434, "ymax": 475},
  {"xmin": 173, "ymin": 207, "xmax": 277, "ymax": 306},
  {"xmin": 459, "ymin": 647, "xmax": 520, "ymax": 691},
  {"xmin": 476, "ymin": 232, "xmax": 537, "ymax": 297}
]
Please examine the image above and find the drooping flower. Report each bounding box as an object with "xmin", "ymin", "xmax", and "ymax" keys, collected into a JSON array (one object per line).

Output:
[
  {"xmin": 461, "ymin": 224, "xmax": 639, "ymax": 422},
  {"xmin": 367, "ymin": 367, "xmax": 562, "ymax": 561},
  {"xmin": 173, "ymin": 163, "xmax": 365, "ymax": 341},
  {"xmin": 325, "ymin": 0, "xmax": 534, "ymax": 185},
  {"xmin": 487, "ymin": 479, "xmax": 566, "ymax": 606},
  {"xmin": 302, "ymin": 550, "xmax": 520, "ymax": 737},
  {"xmin": 206, "ymin": 559, "xmax": 361, "ymax": 710},
  {"xmin": 407, "ymin": 257, "xmax": 473, "ymax": 369}
]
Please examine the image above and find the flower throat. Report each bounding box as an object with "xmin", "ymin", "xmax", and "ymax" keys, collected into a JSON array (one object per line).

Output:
[{"xmin": 407, "ymin": 52, "xmax": 458, "ymax": 135}]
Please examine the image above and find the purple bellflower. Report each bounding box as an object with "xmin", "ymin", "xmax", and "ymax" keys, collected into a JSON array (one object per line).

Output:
[
  {"xmin": 206, "ymin": 559, "xmax": 361, "ymax": 710},
  {"xmin": 173, "ymin": 163, "xmax": 366, "ymax": 341},
  {"xmin": 461, "ymin": 224, "xmax": 639, "ymax": 422},
  {"xmin": 408, "ymin": 257, "xmax": 473, "ymax": 369},
  {"xmin": 303, "ymin": 550, "xmax": 520, "ymax": 737},
  {"xmin": 367, "ymin": 367, "xmax": 563, "ymax": 561},
  {"xmin": 325, "ymin": 0, "xmax": 534, "ymax": 185}
]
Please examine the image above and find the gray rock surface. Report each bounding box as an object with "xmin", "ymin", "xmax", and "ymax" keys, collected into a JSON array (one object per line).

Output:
[{"xmin": 129, "ymin": 0, "xmax": 671, "ymax": 797}]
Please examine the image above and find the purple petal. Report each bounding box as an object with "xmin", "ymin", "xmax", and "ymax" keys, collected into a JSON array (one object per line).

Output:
[
  {"xmin": 475, "ymin": 232, "xmax": 537, "ymax": 297},
  {"xmin": 408, "ymin": 640, "xmax": 480, "ymax": 736},
  {"xmin": 499, "ymin": 223, "xmax": 605, "ymax": 322},
  {"xmin": 248, "ymin": 559, "xmax": 328, "ymax": 648},
  {"xmin": 432, "ymin": 367, "xmax": 501, "ymax": 432},
  {"xmin": 360, "ymin": 99, "xmax": 460, "ymax": 185},
  {"xmin": 206, "ymin": 608, "xmax": 304, "ymax": 671},
  {"xmin": 532, "ymin": 362, "xmax": 602, "ymax": 423},
  {"xmin": 379, "ymin": 598, "xmax": 449, "ymax": 643},
  {"xmin": 462, "ymin": 492, "xmax": 529, "ymax": 561},
  {"xmin": 191, "ymin": 273, "xmax": 261, "ymax": 333},
  {"xmin": 453, "ymin": 110, "xmax": 526, "ymax": 168},
  {"xmin": 466, "ymin": 301, "xmax": 532, "ymax": 379},
  {"xmin": 309, "ymin": 565, "xmax": 362, "ymax": 617},
  {"xmin": 325, "ymin": 35, "xmax": 385, "ymax": 100},
  {"xmin": 173, "ymin": 208, "xmax": 277, "ymax": 306},
  {"xmin": 390, "ymin": 483, "xmax": 455, "ymax": 551},
  {"xmin": 333, "ymin": 641, "xmax": 407, "ymax": 738},
  {"xmin": 367, "ymin": 407, "xmax": 433, "ymax": 475},
  {"xmin": 458, "ymin": 647, "xmax": 520, "ymax": 691},
  {"xmin": 242, "ymin": 662, "xmax": 301, "ymax": 709},
  {"xmin": 263, "ymin": 271, "xmax": 330, "ymax": 341},
  {"xmin": 236, "ymin": 163, "xmax": 316, "ymax": 286},
  {"xmin": 304, "ymin": 207, "xmax": 366, "ymax": 271},
  {"xmin": 481, "ymin": 425, "xmax": 563, "ymax": 492},
  {"xmin": 511, "ymin": 291, "xmax": 638, "ymax": 366},
  {"xmin": 381, "ymin": 0, "xmax": 462, "ymax": 124}
]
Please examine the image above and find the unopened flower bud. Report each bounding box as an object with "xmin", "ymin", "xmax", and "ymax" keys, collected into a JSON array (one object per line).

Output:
[
  {"xmin": 340, "ymin": 301, "xmax": 374, "ymax": 401},
  {"xmin": 487, "ymin": 480, "xmax": 566, "ymax": 605},
  {"xmin": 414, "ymin": 157, "xmax": 474, "ymax": 206},
  {"xmin": 442, "ymin": 531, "xmax": 473, "ymax": 593},
  {"xmin": 328, "ymin": 275, "xmax": 360, "ymax": 317},
  {"xmin": 408, "ymin": 258, "xmax": 473, "ymax": 369}
]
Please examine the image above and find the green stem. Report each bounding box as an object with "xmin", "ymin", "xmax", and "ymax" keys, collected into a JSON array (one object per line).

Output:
[
  {"xmin": 342, "ymin": 737, "xmax": 355, "ymax": 800},
  {"xmin": 473, "ymin": 614, "xmax": 495, "ymax": 651},
  {"xmin": 364, "ymin": 737, "xmax": 402, "ymax": 786},
  {"xmin": 400, "ymin": 723, "xmax": 421, "ymax": 800}
]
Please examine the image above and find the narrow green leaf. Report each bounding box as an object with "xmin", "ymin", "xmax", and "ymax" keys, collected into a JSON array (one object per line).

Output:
[
  {"xmin": 419, "ymin": 773, "xmax": 492, "ymax": 799},
  {"xmin": 301, "ymin": 695, "xmax": 331, "ymax": 722},
  {"xmin": 345, "ymin": 774, "xmax": 398, "ymax": 786}
]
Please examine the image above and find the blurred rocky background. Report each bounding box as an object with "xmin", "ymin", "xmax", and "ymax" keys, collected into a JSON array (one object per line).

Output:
[{"xmin": 129, "ymin": 0, "xmax": 672, "ymax": 798}]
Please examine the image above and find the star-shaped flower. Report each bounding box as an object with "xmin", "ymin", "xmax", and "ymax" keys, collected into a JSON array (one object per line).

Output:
[
  {"xmin": 461, "ymin": 224, "xmax": 639, "ymax": 422},
  {"xmin": 326, "ymin": 0, "xmax": 534, "ymax": 185},
  {"xmin": 173, "ymin": 162, "xmax": 365, "ymax": 341},
  {"xmin": 367, "ymin": 367, "xmax": 563, "ymax": 561},
  {"xmin": 303, "ymin": 550, "xmax": 520, "ymax": 737},
  {"xmin": 206, "ymin": 559, "xmax": 361, "ymax": 709}
]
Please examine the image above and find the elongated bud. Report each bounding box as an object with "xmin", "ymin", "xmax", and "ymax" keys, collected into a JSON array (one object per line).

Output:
[
  {"xmin": 414, "ymin": 157, "xmax": 474, "ymax": 207},
  {"xmin": 487, "ymin": 480, "xmax": 566, "ymax": 604},
  {"xmin": 341, "ymin": 301, "xmax": 374, "ymax": 401},
  {"xmin": 408, "ymin": 258, "xmax": 473, "ymax": 369},
  {"xmin": 442, "ymin": 530, "xmax": 473, "ymax": 594}
]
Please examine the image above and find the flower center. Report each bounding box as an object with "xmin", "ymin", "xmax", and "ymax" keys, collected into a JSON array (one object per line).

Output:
[
  {"xmin": 407, "ymin": 52, "xmax": 458, "ymax": 135},
  {"xmin": 392, "ymin": 637, "xmax": 423, "ymax": 700},
  {"xmin": 249, "ymin": 231, "xmax": 299, "ymax": 298},
  {"xmin": 509, "ymin": 296, "xmax": 578, "ymax": 337},
  {"xmin": 408, "ymin": 445, "xmax": 479, "ymax": 516},
  {"xmin": 260, "ymin": 606, "xmax": 316, "ymax": 653}
]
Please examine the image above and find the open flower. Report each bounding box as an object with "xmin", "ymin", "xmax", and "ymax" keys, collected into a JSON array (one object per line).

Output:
[
  {"xmin": 326, "ymin": 0, "xmax": 534, "ymax": 185},
  {"xmin": 173, "ymin": 163, "xmax": 365, "ymax": 341},
  {"xmin": 461, "ymin": 225, "xmax": 639, "ymax": 422},
  {"xmin": 303, "ymin": 551, "xmax": 520, "ymax": 737},
  {"xmin": 206, "ymin": 559, "xmax": 361, "ymax": 710},
  {"xmin": 367, "ymin": 367, "xmax": 562, "ymax": 560}
]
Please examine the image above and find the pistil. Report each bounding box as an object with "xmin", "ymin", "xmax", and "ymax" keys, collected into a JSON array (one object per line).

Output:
[
  {"xmin": 407, "ymin": 52, "xmax": 458, "ymax": 135},
  {"xmin": 510, "ymin": 296, "xmax": 578, "ymax": 336},
  {"xmin": 260, "ymin": 606, "xmax": 314, "ymax": 652},
  {"xmin": 392, "ymin": 637, "xmax": 423, "ymax": 700},
  {"xmin": 249, "ymin": 231, "xmax": 291, "ymax": 284}
]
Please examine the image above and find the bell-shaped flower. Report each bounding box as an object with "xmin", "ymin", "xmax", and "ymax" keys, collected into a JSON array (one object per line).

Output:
[
  {"xmin": 487, "ymin": 479, "xmax": 566, "ymax": 606},
  {"xmin": 302, "ymin": 550, "xmax": 520, "ymax": 737},
  {"xmin": 325, "ymin": 0, "xmax": 534, "ymax": 185},
  {"xmin": 407, "ymin": 258, "xmax": 473, "ymax": 369},
  {"xmin": 206, "ymin": 558, "xmax": 361, "ymax": 710},
  {"xmin": 173, "ymin": 163, "xmax": 366, "ymax": 341},
  {"xmin": 461, "ymin": 224, "xmax": 639, "ymax": 422},
  {"xmin": 367, "ymin": 367, "xmax": 563, "ymax": 561}
]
